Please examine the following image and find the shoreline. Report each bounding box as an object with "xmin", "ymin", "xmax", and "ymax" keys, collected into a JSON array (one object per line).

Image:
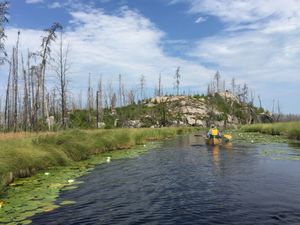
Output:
[{"xmin": 0, "ymin": 127, "xmax": 197, "ymax": 193}]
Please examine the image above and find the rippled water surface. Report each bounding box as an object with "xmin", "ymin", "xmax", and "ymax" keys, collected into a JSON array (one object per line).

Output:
[{"xmin": 31, "ymin": 135, "xmax": 300, "ymax": 225}]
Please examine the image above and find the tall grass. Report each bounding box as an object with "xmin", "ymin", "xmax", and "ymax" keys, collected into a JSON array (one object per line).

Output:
[
  {"xmin": 0, "ymin": 127, "xmax": 195, "ymax": 192},
  {"xmin": 240, "ymin": 122, "xmax": 300, "ymax": 140}
]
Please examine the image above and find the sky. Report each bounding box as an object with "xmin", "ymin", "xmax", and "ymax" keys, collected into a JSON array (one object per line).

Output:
[{"xmin": 1, "ymin": 0, "xmax": 300, "ymax": 113}]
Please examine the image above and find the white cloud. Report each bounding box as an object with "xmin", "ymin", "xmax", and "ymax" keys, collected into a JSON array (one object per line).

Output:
[
  {"xmin": 25, "ymin": 0, "xmax": 44, "ymax": 4},
  {"xmin": 195, "ymin": 16, "xmax": 206, "ymax": 24},
  {"xmin": 48, "ymin": 2, "xmax": 62, "ymax": 9},
  {"xmin": 2, "ymin": 8, "xmax": 213, "ymax": 98},
  {"xmin": 172, "ymin": 0, "xmax": 300, "ymax": 33},
  {"xmin": 170, "ymin": 0, "xmax": 300, "ymax": 113},
  {"xmin": 64, "ymin": 8, "xmax": 213, "ymax": 88}
]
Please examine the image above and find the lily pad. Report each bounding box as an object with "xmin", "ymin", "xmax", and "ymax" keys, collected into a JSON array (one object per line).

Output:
[{"xmin": 60, "ymin": 200, "xmax": 76, "ymax": 206}]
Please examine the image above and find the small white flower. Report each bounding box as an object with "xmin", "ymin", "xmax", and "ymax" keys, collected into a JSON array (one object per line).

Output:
[
  {"xmin": 68, "ymin": 179, "xmax": 75, "ymax": 183},
  {"xmin": 106, "ymin": 157, "xmax": 111, "ymax": 163},
  {"xmin": 44, "ymin": 172, "xmax": 50, "ymax": 176}
]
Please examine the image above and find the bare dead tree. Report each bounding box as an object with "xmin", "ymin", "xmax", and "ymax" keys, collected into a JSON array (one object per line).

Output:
[
  {"xmin": 231, "ymin": 77, "xmax": 235, "ymax": 95},
  {"xmin": 12, "ymin": 31, "xmax": 20, "ymax": 132},
  {"xmin": 40, "ymin": 22, "xmax": 62, "ymax": 120},
  {"xmin": 174, "ymin": 67, "xmax": 180, "ymax": 95},
  {"xmin": 52, "ymin": 30, "xmax": 70, "ymax": 129},
  {"xmin": 276, "ymin": 99, "xmax": 281, "ymax": 122},
  {"xmin": 118, "ymin": 74, "xmax": 123, "ymax": 107},
  {"xmin": 241, "ymin": 83, "xmax": 248, "ymax": 104},
  {"xmin": 21, "ymin": 53, "xmax": 29, "ymax": 131},
  {"xmin": 4, "ymin": 59, "xmax": 12, "ymax": 130},
  {"xmin": 140, "ymin": 74, "xmax": 145, "ymax": 100},
  {"xmin": 128, "ymin": 89, "xmax": 136, "ymax": 105},
  {"xmin": 155, "ymin": 73, "xmax": 162, "ymax": 97},
  {"xmin": 78, "ymin": 90, "xmax": 82, "ymax": 109},
  {"xmin": 96, "ymin": 76, "xmax": 103, "ymax": 127},
  {"xmin": 121, "ymin": 82, "xmax": 126, "ymax": 107},
  {"xmin": 30, "ymin": 65, "xmax": 40, "ymax": 130},
  {"xmin": 0, "ymin": 1, "xmax": 8, "ymax": 64},
  {"xmin": 206, "ymin": 83, "xmax": 211, "ymax": 95},
  {"xmin": 87, "ymin": 73, "xmax": 94, "ymax": 110},
  {"xmin": 214, "ymin": 70, "xmax": 221, "ymax": 92},
  {"xmin": 111, "ymin": 93, "xmax": 117, "ymax": 111}
]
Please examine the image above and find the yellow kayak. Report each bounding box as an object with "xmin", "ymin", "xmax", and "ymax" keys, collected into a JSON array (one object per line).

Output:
[
  {"xmin": 223, "ymin": 134, "xmax": 232, "ymax": 143},
  {"xmin": 206, "ymin": 138, "xmax": 221, "ymax": 145},
  {"xmin": 206, "ymin": 134, "xmax": 232, "ymax": 146}
]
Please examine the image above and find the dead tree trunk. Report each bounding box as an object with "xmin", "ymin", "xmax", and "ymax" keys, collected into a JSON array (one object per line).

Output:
[
  {"xmin": 40, "ymin": 23, "xmax": 62, "ymax": 121},
  {"xmin": 21, "ymin": 54, "xmax": 29, "ymax": 131},
  {"xmin": 4, "ymin": 60, "xmax": 12, "ymax": 131}
]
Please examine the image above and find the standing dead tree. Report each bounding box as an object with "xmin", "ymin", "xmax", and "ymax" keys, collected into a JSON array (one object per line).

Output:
[
  {"xmin": 155, "ymin": 73, "xmax": 162, "ymax": 97},
  {"xmin": 0, "ymin": 1, "xmax": 8, "ymax": 64},
  {"xmin": 4, "ymin": 31, "xmax": 20, "ymax": 132},
  {"xmin": 214, "ymin": 71, "xmax": 221, "ymax": 93},
  {"xmin": 4, "ymin": 59, "xmax": 12, "ymax": 130},
  {"xmin": 51, "ymin": 29, "xmax": 70, "ymax": 129},
  {"xmin": 139, "ymin": 74, "xmax": 145, "ymax": 101},
  {"xmin": 21, "ymin": 53, "xmax": 30, "ymax": 131},
  {"xmin": 174, "ymin": 67, "xmax": 180, "ymax": 96},
  {"xmin": 96, "ymin": 76, "xmax": 103, "ymax": 127},
  {"xmin": 40, "ymin": 22, "xmax": 62, "ymax": 120}
]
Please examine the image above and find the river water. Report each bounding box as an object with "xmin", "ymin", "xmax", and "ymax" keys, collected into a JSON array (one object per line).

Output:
[{"xmin": 31, "ymin": 134, "xmax": 300, "ymax": 225}]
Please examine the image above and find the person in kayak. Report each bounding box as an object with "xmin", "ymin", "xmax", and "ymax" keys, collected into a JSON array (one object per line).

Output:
[{"xmin": 207, "ymin": 124, "xmax": 222, "ymax": 139}]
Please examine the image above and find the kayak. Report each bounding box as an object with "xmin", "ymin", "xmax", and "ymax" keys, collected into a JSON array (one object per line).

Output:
[
  {"xmin": 206, "ymin": 138, "xmax": 221, "ymax": 146},
  {"xmin": 206, "ymin": 134, "xmax": 232, "ymax": 146},
  {"xmin": 223, "ymin": 134, "xmax": 232, "ymax": 143}
]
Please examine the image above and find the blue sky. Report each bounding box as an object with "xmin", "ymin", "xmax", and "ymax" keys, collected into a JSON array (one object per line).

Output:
[{"xmin": 1, "ymin": 0, "xmax": 300, "ymax": 113}]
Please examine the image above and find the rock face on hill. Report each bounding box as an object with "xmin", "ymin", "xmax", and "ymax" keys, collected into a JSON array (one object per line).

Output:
[{"xmin": 142, "ymin": 92, "xmax": 244, "ymax": 129}]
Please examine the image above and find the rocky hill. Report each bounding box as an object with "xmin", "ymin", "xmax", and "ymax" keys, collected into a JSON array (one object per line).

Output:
[
  {"xmin": 69, "ymin": 91, "xmax": 272, "ymax": 129},
  {"xmin": 114, "ymin": 91, "xmax": 272, "ymax": 129}
]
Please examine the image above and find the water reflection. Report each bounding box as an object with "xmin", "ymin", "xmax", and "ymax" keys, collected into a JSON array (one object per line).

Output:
[
  {"xmin": 223, "ymin": 142, "xmax": 233, "ymax": 150},
  {"xmin": 212, "ymin": 145, "xmax": 220, "ymax": 170}
]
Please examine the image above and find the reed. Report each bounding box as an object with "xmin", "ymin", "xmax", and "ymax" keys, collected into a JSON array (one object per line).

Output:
[{"xmin": 240, "ymin": 122, "xmax": 300, "ymax": 140}]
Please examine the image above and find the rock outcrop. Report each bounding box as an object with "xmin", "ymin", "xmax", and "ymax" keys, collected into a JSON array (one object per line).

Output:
[{"xmin": 144, "ymin": 93, "xmax": 244, "ymax": 129}]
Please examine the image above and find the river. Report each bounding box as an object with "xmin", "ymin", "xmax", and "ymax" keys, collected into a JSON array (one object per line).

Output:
[{"xmin": 31, "ymin": 134, "xmax": 300, "ymax": 224}]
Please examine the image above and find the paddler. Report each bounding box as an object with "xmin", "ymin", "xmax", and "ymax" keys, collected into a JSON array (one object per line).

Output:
[{"xmin": 207, "ymin": 124, "xmax": 222, "ymax": 139}]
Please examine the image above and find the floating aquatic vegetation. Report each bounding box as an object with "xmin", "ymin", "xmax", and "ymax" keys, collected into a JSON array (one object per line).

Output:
[
  {"xmin": 260, "ymin": 149, "xmax": 289, "ymax": 157},
  {"xmin": 229, "ymin": 130, "xmax": 290, "ymax": 145},
  {"xmin": 0, "ymin": 142, "xmax": 160, "ymax": 224},
  {"xmin": 259, "ymin": 146, "xmax": 300, "ymax": 161}
]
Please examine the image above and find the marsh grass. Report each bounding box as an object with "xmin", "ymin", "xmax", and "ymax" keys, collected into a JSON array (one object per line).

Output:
[
  {"xmin": 0, "ymin": 127, "xmax": 195, "ymax": 193},
  {"xmin": 240, "ymin": 122, "xmax": 300, "ymax": 140}
]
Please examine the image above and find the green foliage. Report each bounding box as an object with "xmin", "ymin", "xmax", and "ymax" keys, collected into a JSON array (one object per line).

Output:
[
  {"xmin": 69, "ymin": 110, "xmax": 95, "ymax": 129},
  {"xmin": 211, "ymin": 93, "xmax": 231, "ymax": 114}
]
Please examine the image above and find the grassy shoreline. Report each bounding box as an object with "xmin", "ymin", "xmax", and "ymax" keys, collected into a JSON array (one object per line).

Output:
[
  {"xmin": 0, "ymin": 127, "xmax": 196, "ymax": 193},
  {"xmin": 240, "ymin": 122, "xmax": 300, "ymax": 140}
]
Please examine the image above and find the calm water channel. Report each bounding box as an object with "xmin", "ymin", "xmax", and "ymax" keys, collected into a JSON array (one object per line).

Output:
[{"xmin": 31, "ymin": 134, "xmax": 300, "ymax": 225}]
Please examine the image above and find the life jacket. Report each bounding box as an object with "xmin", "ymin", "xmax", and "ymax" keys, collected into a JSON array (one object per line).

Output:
[{"xmin": 211, "ymin": 128, "xmax": 219, "ymax": 136}]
